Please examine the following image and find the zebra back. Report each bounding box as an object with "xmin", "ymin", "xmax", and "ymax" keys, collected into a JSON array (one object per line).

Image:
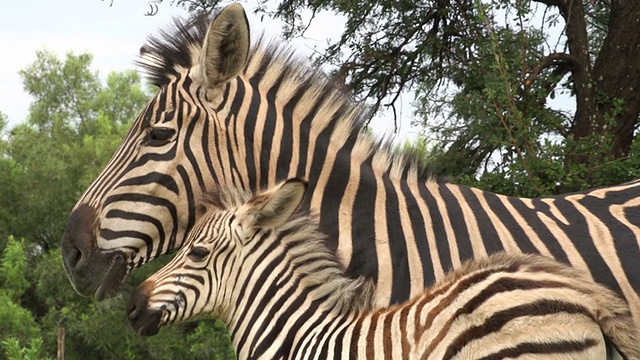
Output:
[{"xmin": 402, "ymin": 252, "xmax": 640, "ymax": 359}]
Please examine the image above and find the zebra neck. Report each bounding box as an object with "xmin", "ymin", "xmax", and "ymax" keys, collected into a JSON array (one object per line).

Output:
[
  {"xmin": 225, "ymin": 275, "xmax": 360, "ymax": 360},
  {"xmin": 221, "ymin": 227, "xmax": 374, "ymax": 359}
]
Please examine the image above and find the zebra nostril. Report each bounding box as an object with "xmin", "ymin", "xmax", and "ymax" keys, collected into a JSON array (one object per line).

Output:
[
  {"xmin": 129, "ymin": 282, "xmax": 152, "ymax": 323},
  {"xmin": 128, "ymin": 303, "xmax": 139, "ymax": 320},
  {"xmin": 67, "ymin": 247, "xmax": 83, "ymax": 269}
]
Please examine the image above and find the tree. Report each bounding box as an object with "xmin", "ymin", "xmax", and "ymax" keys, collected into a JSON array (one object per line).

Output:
[
  {"xmin": 162, "ymin": 0, "xmax": 640, "ymax": 196},
  {"xmin": 0, "ymin": 113, "xmax": 17, "ymax": 247},
  {"xmin": 0, "ymin": 237, "xmax": 41, "ymax": 354},
  {"xmin": 2, "ymin": 337, "xmax": 52, "ymax": 360}
]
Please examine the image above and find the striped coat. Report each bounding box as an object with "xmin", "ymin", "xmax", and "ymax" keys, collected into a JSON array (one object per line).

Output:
[{"xmin": 128, "ymin": 179, "xmax": 640, "ymax": 359}]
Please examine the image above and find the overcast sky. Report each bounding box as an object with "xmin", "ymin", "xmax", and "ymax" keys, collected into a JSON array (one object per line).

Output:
[{"xmin": 0, "ymin": 0, "xmax": 420, "ymax": 141}]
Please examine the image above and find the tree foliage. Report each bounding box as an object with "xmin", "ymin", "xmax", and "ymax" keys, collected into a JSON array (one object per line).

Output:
[
  {"xmin": 0, "ymin": 237, "xmax": 41, "ymax": 357},
  {"xmin": 164, "ymin": 0, "xmax": 640, "ymax": 196},
  {"xmin": 0, "ymin": 237, "xmax": 29, "ymax": 302},
  {"xmin": 2, "ymin": 337, "xmax": 52, "ymax": 360},
  {"xmin": 0, "ymin": 50, "xmax": 234, "ymax": 359}
]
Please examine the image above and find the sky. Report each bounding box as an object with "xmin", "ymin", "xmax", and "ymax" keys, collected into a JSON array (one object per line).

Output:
[{"xmin": 0, "ymin": 0, "xmax": 421, "ymax": 142}]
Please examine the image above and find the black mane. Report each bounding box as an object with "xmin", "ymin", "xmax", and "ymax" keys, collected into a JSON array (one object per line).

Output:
[
  {"xmin": 137, "ymin": 14, "xmax": 438, "ymax": 182},
  {"xmin": 138, "ymin": 13, "xmax": 210, "ymax": 87}
]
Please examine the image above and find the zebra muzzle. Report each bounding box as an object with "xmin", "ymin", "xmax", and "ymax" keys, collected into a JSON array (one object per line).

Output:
[
  {"xmin": 62, "ymin": 203, "xmax": 129, "ymax": 301},
  {"xmin": 128, "ymin": 282, "xmax": 162, "ymax": 336}
]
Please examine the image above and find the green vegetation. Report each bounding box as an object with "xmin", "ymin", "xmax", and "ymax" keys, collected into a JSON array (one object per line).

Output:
[{"xmin": 0, "ymin": 51, "xmax": 233, "ymax": 359}]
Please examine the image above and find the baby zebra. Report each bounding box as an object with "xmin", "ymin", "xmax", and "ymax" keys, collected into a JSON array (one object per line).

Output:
[{"xmin": 128, "ymin": 179, "xmax": 640, "ymax": 359}]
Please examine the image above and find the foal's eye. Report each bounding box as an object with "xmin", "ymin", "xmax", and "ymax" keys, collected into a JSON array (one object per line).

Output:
[
  {"xmin": 145, "ymin": 127, "xmax": 175, "ymax": 146},
  {"xmin": 187, "ymin": 247, "xmax": 210, "ymax": 262}
]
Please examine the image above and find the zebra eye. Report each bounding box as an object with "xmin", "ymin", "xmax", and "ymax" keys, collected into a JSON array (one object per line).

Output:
[
  {"xmin": 187, "ymin": 247, "xmax": 210, "ymax": 262},
  {"xmin": 146, "ymin": 127, "xmax": 175, "ymax": 146}
]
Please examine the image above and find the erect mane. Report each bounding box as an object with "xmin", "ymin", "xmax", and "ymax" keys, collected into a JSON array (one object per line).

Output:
[
  {"xmin": 138, "ymin": 14, "xmax": 438, "ymax": 182},
  {"xmin": 137, "ymin": 13, "xmax": 210, "ymax": 87},
  {"xmin": 201, "ymin": 185, "xmax": 376, "ymax": 314}
]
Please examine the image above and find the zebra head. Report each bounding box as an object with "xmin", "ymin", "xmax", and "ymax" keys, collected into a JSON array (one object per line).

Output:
[
  {"xmin": 128, "ymin": 179, "xmax": 307, "ymax": 336},
  {"xmin": 61, "ymin": 4, "xmax": 251, "ymax": 300}
]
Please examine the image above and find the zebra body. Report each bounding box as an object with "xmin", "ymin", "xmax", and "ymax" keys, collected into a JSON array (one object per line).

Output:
[
  {"xmin": 128, "ymin": 179, "xmax": 640, "ymax": 360},
  {"xmin": 62, "ymin": 3, "xmax": 640, "ymax": 326}
]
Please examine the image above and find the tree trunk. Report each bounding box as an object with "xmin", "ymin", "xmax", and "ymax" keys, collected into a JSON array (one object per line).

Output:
[
  {"xmin": 562, "ymin": 0, "xmax": 596, "ymax": 144},
  {"xmin": 591, "ymin": 0, "xmax": 640, "ymax": 159},
  {"xmin": 562, "ymin": 0, "xmax": 640, "ymax": 164}
]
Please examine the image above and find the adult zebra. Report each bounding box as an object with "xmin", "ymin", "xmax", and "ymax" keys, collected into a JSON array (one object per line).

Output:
[
  {"xmin": 128, "ymin": 179, "xmax": 640, "ymax": 359},
  {"xmin": 62, "ymin": 3, "xmax": 640, "ymax": 323}
]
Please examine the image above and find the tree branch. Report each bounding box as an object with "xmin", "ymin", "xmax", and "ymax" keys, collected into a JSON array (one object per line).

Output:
[
  {"xmin": 522, "ymin": 52, "xmax": 580, "ymax": 88},
  {"xmin": 532, "ymin": 0, "xmax": 566, "ymax": 7}
]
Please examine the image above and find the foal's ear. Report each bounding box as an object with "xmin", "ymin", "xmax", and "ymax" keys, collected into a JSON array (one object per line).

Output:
[
  {"xmin": 198, "ymin": 3, "xmax": 250, "ymax": 88},
  {"xmin": 240, "ymin": 179, "xmax": 308, "ymax": 230}
]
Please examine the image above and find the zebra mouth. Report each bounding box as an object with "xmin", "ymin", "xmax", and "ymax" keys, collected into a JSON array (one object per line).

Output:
[
  {"xmin": 128, "ymin": 280, "xmax": 165, "ymax": 336},
  {"xmin": 129, "ymin": 306, "xmax": 163, "ymax": 337},
  {"xmin": 134, "ymin": 312, "xmax": 162, "ymax": 337},
  {"xmin": 93, "ymin": 254, "xmax": 127, "ymax": 301}
]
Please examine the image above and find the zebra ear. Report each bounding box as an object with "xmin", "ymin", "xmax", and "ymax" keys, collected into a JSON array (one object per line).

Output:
[
  {"xmin": 198, "ymin": 3, "xmax": 250, "ymax": 88},
  {"xmin": 242, "ymin": 179, "xmax": 308, "ymax": 230}
]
